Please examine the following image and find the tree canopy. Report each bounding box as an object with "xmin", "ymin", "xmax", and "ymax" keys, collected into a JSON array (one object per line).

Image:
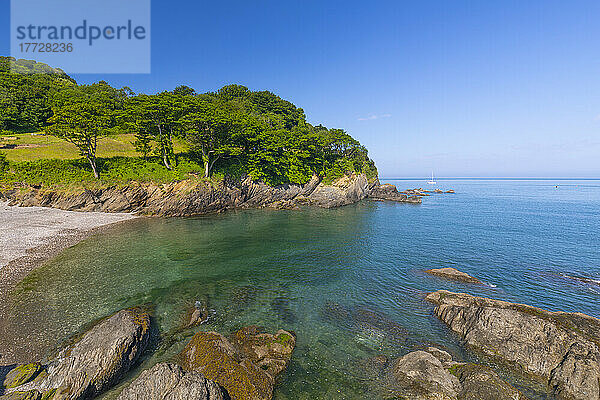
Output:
[{"xmin": 1, "ymin": 59, "xmax": 377, "ymax": 185}]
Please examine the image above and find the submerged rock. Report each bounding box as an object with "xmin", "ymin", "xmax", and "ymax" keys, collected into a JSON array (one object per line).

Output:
[
  {"xmin": 426, "ymin": 290, "xmax": 600, "ymax": 400},
  {"xmin": 4, "ymin": 307, "xmax": 151, "ymax": 400},
  {"xmin": 178, "ymin": 326, "xmax": 295, "ymax": 400},
  {"xmin": 116, "ymin": 363, "xmax": 225, "ymax": 400},
  {"xmin": 425, "ymin": 267, "xmax": 482, "ymax": 284},
  {"xmin": 450, "ymin": 363, "xmax": 527, "ymax": 400},
  {"xmin": 270, "ymin": 297, "xmax": 297, "ymax": 324}
]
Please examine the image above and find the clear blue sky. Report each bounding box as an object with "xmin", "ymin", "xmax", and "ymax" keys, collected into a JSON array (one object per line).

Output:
[{"xmin": 2, "ymin": 0, "xmax": 599, "ymax": 178}]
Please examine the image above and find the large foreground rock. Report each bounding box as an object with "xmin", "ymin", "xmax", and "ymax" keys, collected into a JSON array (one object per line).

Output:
[
  {"xmin": 116, "ymin": 363, "xmax": 225, "ymax": 400},
  {"xmin": 426, "ymin": 290, "xmax": 600, "ymax": 400},
  {"xmin": 4, "ymin": 308, "xmax": 151, "ymax": 400},
  {"xmin": 387, "ymin": 348, "xmax": 526, "ymax": 400},
  {"xmin": 178, "ymin": 326, "xmax": 295, "ymax": 400}
]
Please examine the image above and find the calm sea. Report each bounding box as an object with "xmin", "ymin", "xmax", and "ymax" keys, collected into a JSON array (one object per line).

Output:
[{"xmin": 4, "ymin": 179, "xmax": 599, "ymax": 399}]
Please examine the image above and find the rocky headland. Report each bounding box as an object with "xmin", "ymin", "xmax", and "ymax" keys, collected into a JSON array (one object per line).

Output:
[{"xmin": 0, "ymin": 174, "xmax": 438, "ymax": 216}]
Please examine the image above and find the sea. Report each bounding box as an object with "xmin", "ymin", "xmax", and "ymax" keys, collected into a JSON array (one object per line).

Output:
[{"xmin": 3, "ymin": 178, "xmax": 599, "ymax": 399}]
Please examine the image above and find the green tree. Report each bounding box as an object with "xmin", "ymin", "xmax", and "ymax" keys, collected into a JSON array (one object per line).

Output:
[
  {"xmin": 180, "ymin": 98, "xmax": 244, "ymax": 177},
  {"xmin": 46, "ymin": 82, "xmax": 125, "ymax": 178}
]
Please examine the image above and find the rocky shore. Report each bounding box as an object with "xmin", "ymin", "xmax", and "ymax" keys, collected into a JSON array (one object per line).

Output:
[
  {"xmin": 0, "ymin": 307, "xmax": 296, "ymax": 400},
  {"xmin": 2, "ymin": 272, "xmax": 599, "ymax": 399},
  {"xmin": 0, "ymin": 174, "xmax": 435, "ymax": 216}
]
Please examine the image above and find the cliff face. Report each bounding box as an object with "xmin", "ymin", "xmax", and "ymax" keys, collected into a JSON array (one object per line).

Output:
[{"xmin": 0, "ymin": 173, "xmax": 376, "ymax": 216}]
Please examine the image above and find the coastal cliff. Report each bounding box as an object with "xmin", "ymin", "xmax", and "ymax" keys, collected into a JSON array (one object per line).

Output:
[{"xmin": 0, "ymin": 174, "xmax": 418, "ymax": 216}]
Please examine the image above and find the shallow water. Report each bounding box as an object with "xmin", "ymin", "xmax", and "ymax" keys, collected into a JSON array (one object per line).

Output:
[{"xmin": 3, "ymin": 179, "xmax": 600, "ymax": 399}]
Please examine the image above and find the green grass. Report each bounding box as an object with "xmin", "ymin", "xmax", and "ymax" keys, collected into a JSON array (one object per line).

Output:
[{"xmin": 0, "ymin": 133, "xmax": 188, "ymax": 162}]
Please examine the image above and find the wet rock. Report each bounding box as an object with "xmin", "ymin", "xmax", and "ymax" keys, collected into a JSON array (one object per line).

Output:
[
  {"xmin": 187, "ymin": 300, "xmax": 210, "ymax": 328},
  {"xmin": 446, "ymin": 190, "xmax": 455, "ymax": 194},
  {"xmin": 5, "ymin": 307, "xmax": 151, "ymax": 400},
  {"xmin": 389, "ymin": 351, "xmax": 461, "ymax": 400},
  {"xmin": 369, "ymin": 184, "xmax": 423, "ymax": 203},
  {"xmin": 2, "ymin": 364, "xmax": 43, "ymax": 390},
  {"xmin": 116, "ymin": 363, "xmax": 226, "ymax": 400},
  {"xmin": 270, "ymin": 297, "xmax": 297, "ymax": 324},
  {"xmin": 425, "ymin": 267, "xmax": 482, "ymax": 284},
  {"xmin": 450, "ymin": 363, "xmax": 528, "ymax": 400},
  {"xmin": 426, "ymin": 290, "xmax": 600, "ymax": 400},
  {"xmin": 434, "ymin": 189, "xmax": 444, "ymax": 193},
  {"xmin": 178, "ymin": 326, "xmax": 295, "ymax": 400}
]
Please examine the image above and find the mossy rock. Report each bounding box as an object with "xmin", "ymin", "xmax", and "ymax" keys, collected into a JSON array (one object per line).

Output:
[
  {"xmin": 3, "ymin": 364, "xmax": 43, "ymax": 389},
  {"xmin": 178, "ymin": 327, "xmax": 296, "ymax": 400}
]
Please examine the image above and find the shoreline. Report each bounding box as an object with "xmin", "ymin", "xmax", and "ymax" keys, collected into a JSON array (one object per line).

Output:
[{"xmin": 0, "ymin": 202, "xmax": 136, "ymax": 363}]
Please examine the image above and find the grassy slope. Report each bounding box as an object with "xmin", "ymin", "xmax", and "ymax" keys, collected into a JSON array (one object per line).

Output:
[{"xmin": 0, "ymin": 133, "xmax": 188, "ymax": 162}]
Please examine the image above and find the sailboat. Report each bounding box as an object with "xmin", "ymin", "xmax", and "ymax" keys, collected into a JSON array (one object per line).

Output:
[{"xmin": 427, "ymin": 172, "xmax": 436, "ymax": 185}]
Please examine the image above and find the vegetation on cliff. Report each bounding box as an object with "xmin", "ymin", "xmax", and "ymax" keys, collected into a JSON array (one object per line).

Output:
[{"xmin": 0, "ymin": 57, "xmax": 377, "ymax": 187}]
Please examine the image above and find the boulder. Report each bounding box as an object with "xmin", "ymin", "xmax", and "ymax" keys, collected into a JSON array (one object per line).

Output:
[
  {"xmin": 2, "ymin": 364, "xmax": 43, "ymax": 390},
  {"xmin": 426, "ymin": 290, "xmax": 600, "ymax": 400},
  {"xmin": 425, "ymin": 268, "xmax": 482, "ymax": 284},
  {"xmin": 116, "ymin": 363, "xmax": 225, "ymax": 400},
  {"xmin": 386, "ymin": 349, "xmax": 527, "ymax": 400},
  {"xmin": 178, "ymin": 326, "xmax": 295, "ymax": 400},
  {"xmin": 389, "ymin": 350, "xmax": 460, "ymax": 400},
  {"xmin": 5, "ymin": 307, "xmax": 151, "ymax": 400}
]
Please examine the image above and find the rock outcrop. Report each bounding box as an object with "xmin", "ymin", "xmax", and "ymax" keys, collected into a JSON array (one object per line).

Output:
[
  {"xmin": 426, "ymin": 290, "xmax": 600, "ymax": 400},
  {"xmin": 425, "ymin": 268, "xmax": 482, "ymax": 284},
  {"xmin": 368, "ymin": 183, "xmax": 422, "ymax": 203},
  {"xmin": 387, "ymin": 348, "xmax": 527, "ymax": 400},
  {"xmin": 3, "ymin": 308, "xmax": 151, "ymax": 400},
  {"xmin": 178, "ymin": 326, "xmax": 295, "ymax": 400},
  {"xmin": 0, "ymin": 173, "xmax": 373, "ymax": 216},
  {"xmin": 116, "ymin": 363, "xmax": 226, "ymax": 400}
]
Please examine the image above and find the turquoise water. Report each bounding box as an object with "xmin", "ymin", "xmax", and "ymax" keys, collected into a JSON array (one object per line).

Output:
[{"xmin": 3, "ymin": 179, "xmax": 600, "ymax": 399}]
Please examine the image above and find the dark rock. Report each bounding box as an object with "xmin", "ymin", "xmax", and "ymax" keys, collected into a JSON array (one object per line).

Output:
[
  {"xmin": 368, "ymin": 184, "xmax": 423, "ymax": 203},
  {"xmin": 425, "ymin": 267, "xmax": 482, "ymax": 284},
  {"xmin": 270, "ymin": 297, "xmax": 297, "ymax": 324},
  {"xmin": 187, "ymin": 300, "xmax": 210, "ymax": 328},
  {"xmin": 320, "ymin": 301, "xmax": 351, "ymax": 323},
  {"xmin": 116, "ymin": 363, "xmax": 226, "ymax": 400},
  {"xmin": 5, "ymin": 307, "xmax": 151, "ymax": 400},
  {"xmin": 178, "ymin": 326, "xmax": 295, "ymax": 400},
  {"xmin": 353, "ymin": 307, "xmax": 409, "ymax": 346},
  {"xmin": 426, "ymin": 290, "xmax": 600, "ymax": 400}
]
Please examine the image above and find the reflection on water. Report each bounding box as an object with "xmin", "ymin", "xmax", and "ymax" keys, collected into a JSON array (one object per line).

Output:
[{"xmin": 3, "ymin": 179, "xmax": 600, "ymax": 399}]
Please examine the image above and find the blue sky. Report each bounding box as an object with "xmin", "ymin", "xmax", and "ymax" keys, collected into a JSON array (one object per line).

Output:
[{"xmin": 1, "ymin": 0, "xmax": 599, "ymax": 178}]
